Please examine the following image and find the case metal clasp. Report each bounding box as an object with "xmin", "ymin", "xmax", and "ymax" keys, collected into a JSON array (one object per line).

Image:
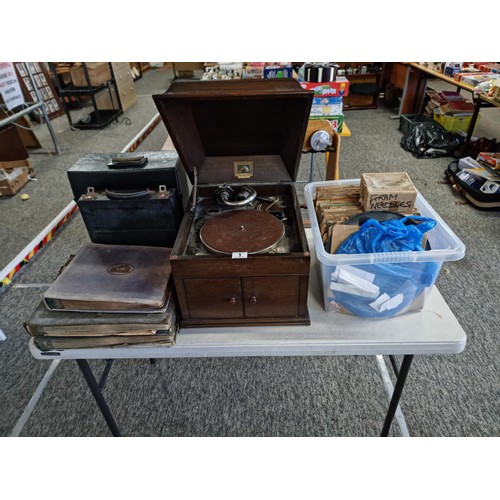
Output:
[
  {"xmin": 82, "ymin": 187, "xmax": 96, "ymax": 200},
  {"xmin": 157, "ymin": 185, "xmax": 169, "ymax": 198}
]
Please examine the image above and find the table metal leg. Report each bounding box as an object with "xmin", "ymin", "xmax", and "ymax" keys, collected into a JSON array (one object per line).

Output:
[
  {"xmin": 465, "ymin": 97, "xmax": 482, "ymax": 147},
  {"xmin": 76, "ymin": 359, "xmax": 122, "ymax": 437},
  {"xmin": 389, "ymin": 355, "xmax": 400, "ymax": 378},
  {"xmin": 98, "ymin": 360, "xmax": 114, "ymax": 390},
  {"xmin": 381, "ymin": 354, "xmax": 414, "ymax": 437}
]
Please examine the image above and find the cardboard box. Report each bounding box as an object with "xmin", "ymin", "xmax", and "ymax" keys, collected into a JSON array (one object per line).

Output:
[
  {"xmin": 328, "ymin": 116, "xmax": 343, "ymax": 133},
  {"xmin": 453, "ymin": 69, "xmax": 481, "ymax": 81},
  {"xmin": 174, "ymin": 62, "xmax": 204, "ymax": 78},
  {"xmin": 217, "ymin": 62, "xmax": 243, "ymax": 71},
  {"xmin": 94, "ymin": 87, "xmax": 119, "ymax": 110},
  {"xmin": 311, "ymin": 96, "xmax": 343, "ymax": 117},
  {"xmin": 477, "ymin": 152, "xmax": 500, "ymax": 169},
  {"xmin": 242, "ymin": 67, "xmax": 264, "ymax": 79},
  {"xmin": 310, "ymin": 114, "xmax": 344, "ymax": 133},
  {"xmin": 0, "ymin": 159, "xmax": 31, "ymax": 170},
  {"xmin": 70, "ymin": 63, "xmax": 112, "ymax": 87},
  {"xmin": 313, "ymin": 96, "xmax": 343, "ymax": 106},
  {"xmin": 477, "ymin": 63, "xmax": 500, "ymax": 73},
  {"xmin": 490, "ymin": 84, "xmax": 500, "ymax": 103},
  {"xmin": 444, "ymin": 63, "xmax": 462, "ymax": 77},
  {"xmin": 310, "ymin": 103, "xmax": 343, "ymax": 117},
  {"xmin": 0, "ymin": 167, "xmax": 29, "ymax": 196},
  {"xmin": 299, "ymin": 78, "xmax": 350, "ymax": 97},
  {"xmin": 263, "ymin": 65, "xmax": 293, "ymax": 79},
  {"xmin": 461, "ymin": 73, "xmax": 497, "ymax": 87},
  {"xmin": 360, "ymin": 172, "xmax": 417, "ymax": 213}
]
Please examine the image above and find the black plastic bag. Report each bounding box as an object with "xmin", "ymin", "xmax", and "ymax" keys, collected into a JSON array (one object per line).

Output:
[{"xmin": 401, "ymin": 121, "xmax": 463, "ymax": 158}]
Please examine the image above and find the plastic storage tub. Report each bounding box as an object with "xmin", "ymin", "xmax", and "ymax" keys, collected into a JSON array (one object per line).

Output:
[
  {"xmin": 304, "ymin": 179, "xmax": 466, "ymax": 319},
  {"xmin": 433, "ymin": 113, "xmax": 480, "ymax": 134}
]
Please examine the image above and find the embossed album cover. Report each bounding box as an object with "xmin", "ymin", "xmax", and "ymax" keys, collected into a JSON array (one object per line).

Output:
[{"xmin": 43, "ymin": 243, "xmax": 171, "ymax": 312}]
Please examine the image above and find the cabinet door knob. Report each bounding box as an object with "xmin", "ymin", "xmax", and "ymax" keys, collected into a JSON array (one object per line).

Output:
[
  {"xmin": 228, "ymin": 296, "xmax": 237, "ymax": 305},
  {"xmin": 250, "ymin": 296, "xmax": 257, "ymax": 303}
]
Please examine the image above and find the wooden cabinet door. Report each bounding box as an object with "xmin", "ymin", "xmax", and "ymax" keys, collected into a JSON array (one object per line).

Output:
[
  {"xmin": 242, "ymin": 276, "xmax": 301, "ymax": 318},
  {"xmin": 183, "ymin": 278, "xmax": 243, "ymax": 319}
]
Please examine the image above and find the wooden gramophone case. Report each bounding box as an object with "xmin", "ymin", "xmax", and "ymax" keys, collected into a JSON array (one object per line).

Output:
[{"xmin": 153, "ymin": 79, "xmax": 313, "ymax": 328}]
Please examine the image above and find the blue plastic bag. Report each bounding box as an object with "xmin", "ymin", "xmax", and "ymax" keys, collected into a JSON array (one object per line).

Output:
[
  {"xmin": 332, "ymin": 216, "xmax": 439, "ymax": 318},
  {"xmin": 337, "ymin": 216, "xmax": 436, "ymax": 254}
]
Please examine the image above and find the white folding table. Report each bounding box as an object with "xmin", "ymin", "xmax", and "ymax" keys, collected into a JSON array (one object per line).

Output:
[{"xmin": 30, "ymin": 252, "xmax": 466, "ymax": 437}]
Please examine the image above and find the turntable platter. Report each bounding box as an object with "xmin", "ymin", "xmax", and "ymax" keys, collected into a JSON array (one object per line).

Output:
[{"xmin": 200, "ymin": 209, "xmax": 285, "ymax": 255}]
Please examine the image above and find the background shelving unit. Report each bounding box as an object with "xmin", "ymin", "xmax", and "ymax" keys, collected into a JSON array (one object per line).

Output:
[
  {"xmin": 340, "ymin": 62, "xmax": 384, "ymax": 110},
  {"xmin": 50, "ymin": 63, "xmax": 122, "ymax": 130}
]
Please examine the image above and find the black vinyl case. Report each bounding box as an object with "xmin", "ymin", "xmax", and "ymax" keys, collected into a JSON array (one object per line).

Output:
[{"xmin": 67, "ymin": 151, "xmax": 190, "ymax": 247}]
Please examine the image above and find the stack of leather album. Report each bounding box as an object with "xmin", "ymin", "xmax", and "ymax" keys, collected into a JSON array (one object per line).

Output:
[{"xmin": 24, "ymin": 243, "xmax": 178, "ymax": 351}]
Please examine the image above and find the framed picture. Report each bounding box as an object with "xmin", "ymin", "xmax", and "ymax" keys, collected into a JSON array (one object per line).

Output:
[
  {"xmin": 15, "ymin": 61, "xmax": 65, "ymax": 121},
  {"xmin": 23, "ymin": 77, "xmax": 33, "ymax": 91},
  {"xmin": 16, "ymin": 63, "xmax": 27, "ymax": 77}
]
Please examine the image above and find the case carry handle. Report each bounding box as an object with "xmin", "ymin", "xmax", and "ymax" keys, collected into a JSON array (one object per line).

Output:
[
  {"xmin": 106, "ymin": 156, "xmax": 148, "ymax": 169},
  {"xmin": 104, "ymin": 189, "xmax": 151, "ymax": 200}
]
